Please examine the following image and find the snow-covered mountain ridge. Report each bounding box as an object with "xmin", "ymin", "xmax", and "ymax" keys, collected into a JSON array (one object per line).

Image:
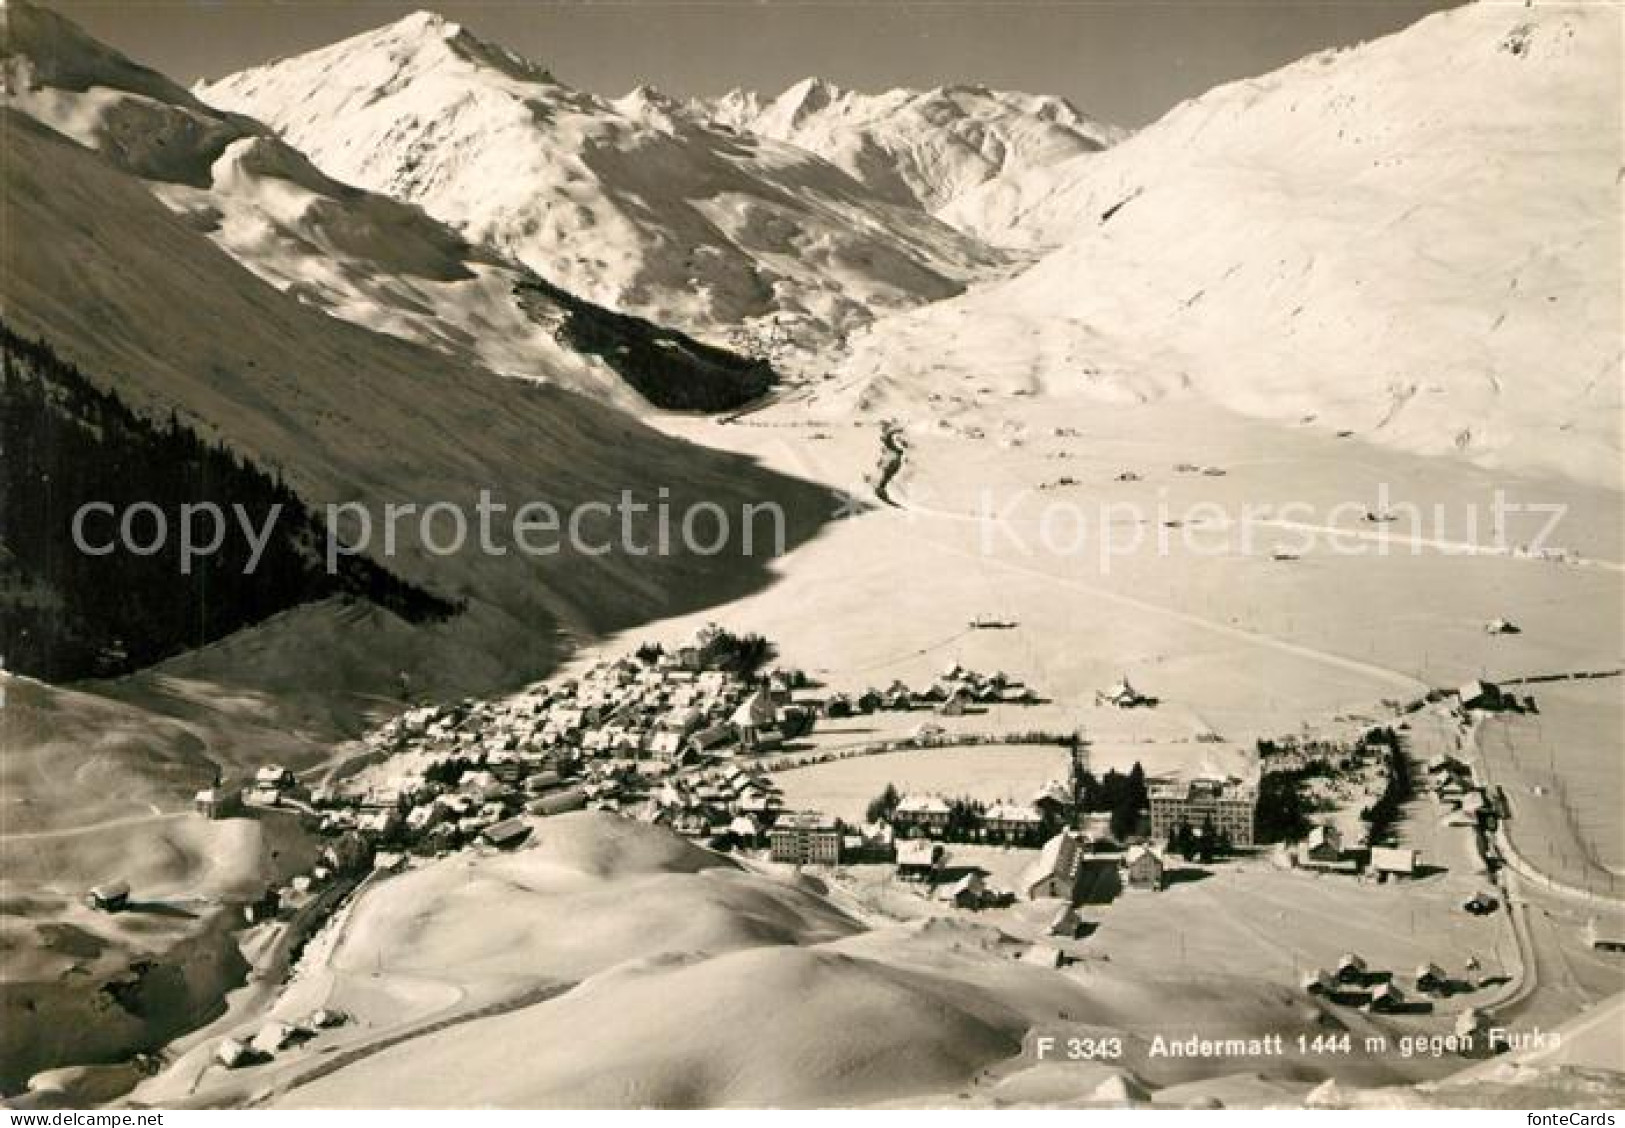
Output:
[
  {"xmin": 830, "ymin": 0, "xmax": 1622, "ymax": 488},
  {"xmin": 197, "ymin": 12, "xmax": 1006, "ymax": 349}
]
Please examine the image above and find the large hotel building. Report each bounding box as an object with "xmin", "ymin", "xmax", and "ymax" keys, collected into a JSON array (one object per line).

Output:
[{"xmin": 1148, "ymin": 777, "xmax": 1258, "ymax": 846}]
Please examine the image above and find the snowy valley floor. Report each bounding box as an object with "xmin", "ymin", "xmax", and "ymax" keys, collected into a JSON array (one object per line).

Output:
[{"xmin": 18, "ymin": 391, "xmax": 1602, "ymax": 1109}]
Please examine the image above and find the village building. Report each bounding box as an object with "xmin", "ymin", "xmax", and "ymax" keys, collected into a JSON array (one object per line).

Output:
[
  {"xmin": 935, "ymin": 684, "xmax": 975, "ymax": 716},
  {"xmin": 893, "ymin": 794, "xmax": 953, "ymax": 838},
  {"xmin": 194, "ymin": 786, "xmax": 240, "ymax": 820},
  {"xmin": 1048, "ymin": 905, "xmax": 1082, "ymax": 939},
  {"xmin": 732, "ymin": 688, "xmax": 778, "ymax": 751},
  {"xmin": 1336, "ymin": 952, "xmax": 1369, "ymax": 984},
  {"xmin": 528, "ymin": 787, "xmax": 588, "ymax": 817},
  {"xmin": 251, "ymin": 1020, "xmax": 307, "ymax": 1056},
  {"xmin": 215, "ymin": 1038, "xmax": 252, "ymax": 1069},
  {"xmin": 768, "ymin": 811, "xmax": 842, "ymax": 866},
  {"xmin": 1025, "ymin": 942, "xmax": 1066, "ymax": 969},
  {"xmin": 1415, "ymin": 962, "xmax": 1449, "ymax": 995},
  {"xmin": 938, "ymin": 872, "xmax": 987, "ymax": 910},
  {"xmin": 1148, "ymin": 777, "xmax": 1257, "ymax": 846},
  {"xmin": 1369, "ymin": 846, "xmax": 1418, "ymax": 881},
  {"xmin": 85, "ymin": 881, "xmax": 130, "ymax": 912},
  {"xmin": 1302, "ymin": 825, "xmax": 1344, "ymax": 865},
  {"xmin": 1458, "ymin": 679, "xmax": 1504, "ymax": 712},
  {"xmin": 882, "ymin": 684, "xmax": 914, "ymax": 711},
  {"xmin": 1020, "ymin": 831, "xmax": 1083, "ymax": 901},
  {"xmin": 481, "ymin": 817, "xmax": 531, "ymax": 849},
  {"xmin": 983, "ymin": 802, "xmax": 1045, "ymax": 845},
  {"xmin": 1096, "ymin": 678, "xmax": 1152, "ymax": 708},
  {"xmin": 1301, "ymin": 968, "xmax": 1337, "ymax": 996},
  {"xmin": 1366, "ymin": 982, "xmax": 1406, "ymax": 1014},
  {"xmin": 896, "ymin": 840, "xmax": 944, "ymax": 882},
  {"xmin": 255, "ymin": 764, "xmax": 296, "ymax": 791},
  {"xmin": 1585, "ymin": 918, "xmax": 1625, "ymax": 953},
  {"xmin": 1121, "ymin": 843, "xmax": 1165, "ymax": 892}
]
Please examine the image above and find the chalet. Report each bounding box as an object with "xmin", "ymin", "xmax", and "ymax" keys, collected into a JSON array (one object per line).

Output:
[
  {"xmin": 1458, "ymin": 680, "xmax": 1504, "ymax": 712},
  {"xmin": 215, "ymin": 1038, "xmax": 252, "ymax": 1069},
  {"xmin": 1336, "ymin": 952, "xmax": 1369, "ymax": 984},
  {"xmin": 1121, "ymin": 844, "xmax": 1165, "ymax": 892},
  {"xmin": 935, "ymin": 685, "xmax": 975, "ymax": 716},
  {"xmin": 1302, "ymin": 825, "xmax": 1344, "ymax": 865},
  {"xmin": 1366, "ymin": 982, "xmax": 1406, "ymax": 1013},
  {"xmin": 1021, "ymin": 831, "xmax": 1082, "ymax": 901},
  {"xmin": 1369, "ymin": 846, "xmax": 1418, "ymax": 881},
  {"xmin": 896, "ymin": 840, "xmax": 944, "ymax": 882},
  {"xmin": 251, "ymin": 1020, "xmax": 307, "ymax": 1055},
  {"xmin": 1415, "ymin": 962, "xmax": 1449, "ymax": 994},
  {"xmin": 1096, "ymin": 678, "xmax": 1151, "ymax": 708},
  {"xmin": 1455, "ymin": 1008, "xmax": 1494, "ymax": 1051},
  {"xmin": 194, "ymin": 787, "xmax": 239, "ymax": 820},
  {"xmin": 1301, "ymin": 969, "xmax": 1336, "ymax": 996},
  {"xmin": 728, "ymin": 815, "xmax": 761, "ymax": 845},
  {"xmin": 85, "ymin": 881, "xmax": 130, "ymax": 912},
  {"xmin": 768, "ymin": 811, "xmax": 841, "ymax": 865},
  {"xmin": 255, "ymin": 764, "xmax": 296, "ymax": 791},
  {"xmin": 938, "ymin": 872, "xmax": 987, "ymax": 910}
]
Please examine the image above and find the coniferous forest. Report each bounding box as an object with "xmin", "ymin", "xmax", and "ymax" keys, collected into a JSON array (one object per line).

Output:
[
  {"xmin": 515, "ymin": 278, "xmax": 775, "ymax": 412},
  {"xmin": 0, "ymin": 323, "xmax": 458, "ymax": 682}
]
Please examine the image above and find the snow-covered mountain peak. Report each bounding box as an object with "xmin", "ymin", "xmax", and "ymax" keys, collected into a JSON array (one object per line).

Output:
[
  {"xmin": 225, "ymin": 5, "xmax": 558, "ymax": 99},
  {"xmin": 200, "ymin": 12, "xmax": 998, "ymax": 345},
  {"xmin": 697, "ymin": 77, "xmax": 1124, "ymax": 213}
]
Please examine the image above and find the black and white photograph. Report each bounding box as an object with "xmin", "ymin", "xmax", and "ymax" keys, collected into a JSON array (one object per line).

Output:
[{"xmin": 1, "ymin": 0, "xmax": 1620, "ymax": 1114}]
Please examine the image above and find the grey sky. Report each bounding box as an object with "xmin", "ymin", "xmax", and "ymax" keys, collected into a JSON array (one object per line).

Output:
[{"xmin": 48, "ymin": 0, "xmax": 1462, "ymax": 127}]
